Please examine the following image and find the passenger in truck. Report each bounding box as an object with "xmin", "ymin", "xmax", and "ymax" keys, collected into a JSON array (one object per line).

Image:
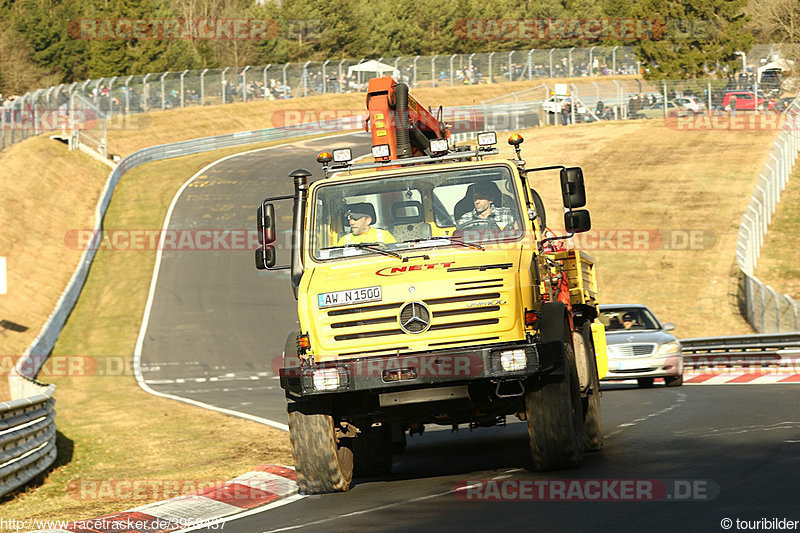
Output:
[{"xmin": 337, "ymin": 206, "xmax": 396, "ymax": 245}]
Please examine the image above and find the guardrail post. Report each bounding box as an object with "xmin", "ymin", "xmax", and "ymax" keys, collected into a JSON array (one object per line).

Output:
[
  {"xmin": 221, "ymin": 67, "xmax": 230, "ymax": 105},
  {"xmin": 200, "ymin": 69, "xmax": 208, "ymax": 105},
  {"xmin": 568, "ymin": 47, "xmax": 574, "ymax": 78},
  {"xmin": 142, "ymin": 73, "xmax": 151, "ymax": 113},
  {"xmin": 431, "ymin": 55, "xmax": 438, "ymax": 87},
  {"xmin": 321, "ymin": 60, "xmax": 330, "ymax": 94},
  {"xmin": 180, "ymin": 70, "xmax": 189, "ymax": 108},
  {"xmin": 612, "ymin": 46, "xmax": 619, "ymax": 74},
  {"xmin": 413, "ymin": 56, "xmax": 420, "ymax": 88},
  {"xmin": 488, "ymin": 52, "xmax": 495, "ymax": 83},
  {"xmin": 527, "ymin": 49, "xmax": 535, "ymax": 80},
  {"xmin": 282, "ymin": 63, "xmax": 289, "ymax": 99},
  {"xmin": 450, "ymin": 54, "xmax": 456, "ymax": 87},
  {"xmin": 242, "ymin": 66, "xmax": 251, "ymax": 102},
  {"xmin": 160, "ymin": 72, "xmax": 169, "ymax": 110},
  {"xmin": 549, "ymin": 49, "xmax": 555, "ymax": 78},
  {"xmin": 302, "ymin": 61, "xmax": 310, "ymax": 97}
]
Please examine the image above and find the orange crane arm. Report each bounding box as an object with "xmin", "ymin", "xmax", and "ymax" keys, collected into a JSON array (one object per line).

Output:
[{"xmin": 365, "ymin": 76, "xmax": 449, "ymax": 161}]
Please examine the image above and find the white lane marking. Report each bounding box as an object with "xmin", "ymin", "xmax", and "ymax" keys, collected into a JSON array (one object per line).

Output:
[
  {"xmin": 176, "ymin": 494, "xmax": 306, "ymax": 533},
  {"xmin": 604, "ymin": 392, "xmax": 687, "ymax": 439},
  {"xmin": 674, "ymin": 421, "xmax": 800, "ymax": 438},
  {"xmin": 262, "ymin": 471, "xmax": 518, "ymax": 533},
  {"xmin": 134, "ymin": 131, "xmax": 363, "ymax": 432}
]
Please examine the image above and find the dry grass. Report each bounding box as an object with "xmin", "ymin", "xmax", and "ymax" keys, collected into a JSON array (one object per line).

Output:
[
  {"xmin": 516, "ymin": 120, "xmax": 777, "ymax": 338},
  {"xmin": 0, "ymin": 138, "xmax": 109, "ymax": 359},
  {"xmin": 754, "ymin": 165, "xmax": 800, "ymax": 299},
  {"xmin": 1, "ymin": 143, "xmax": 296, "ymax": 525}
]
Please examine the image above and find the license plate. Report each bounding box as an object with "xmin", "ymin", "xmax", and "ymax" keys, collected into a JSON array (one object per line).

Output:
[
  {"xmin": 617, "ymin": 360, "xmax": 650, "ymax": 371},
  {"xmin": 318, "ymin": 286, "xmax": 382, "ymax": 308}
]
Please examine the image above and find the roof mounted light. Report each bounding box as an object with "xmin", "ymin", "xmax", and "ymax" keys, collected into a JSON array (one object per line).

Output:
[
  {"xmin": 429, "ymin": 138, "xmax": 448, "ymax": 155},
  {"xmin": 477, "ymin": 131, "xmax": 497, "ymax": 147},
  {"xmin": 332, "ymin": 148, "xmax": 352, "ymax": 163},
  {"xmin": 508, "ymin": 133, "xmax": 524, "ymax": 146},
  {"xmin": 371, "ymin": 144, "xmax": 390, "ymax": 159},
  {"xmin": 317, "ymin": 151, "xmax": 333, "ymax": 164}
]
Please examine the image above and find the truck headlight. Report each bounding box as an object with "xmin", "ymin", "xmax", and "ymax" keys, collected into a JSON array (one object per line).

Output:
[
  {"xmin": 371, "ymin": 144, "xmax": 390, "ymax": 158},
  {"xmin": 656, "ymin": 340, "xmax": 681, "ymax": 356},
  {"xmin": 500, "ymin": 349, "xmax": 526, "ymax": 371},
  {"xmin": 312, "ymin": 368, "xmax": 341, "ymax": 391}
]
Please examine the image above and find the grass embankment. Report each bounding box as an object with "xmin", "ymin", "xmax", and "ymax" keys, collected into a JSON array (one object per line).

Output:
[
  {"xmin": 754, "ymin": 165, "xmax": 800, "ymax": 299},
  {"xmin": 0, "ymin": 79, "xmax": 778, "ymax": 524},
  {"xmin": 1, "ymin": 142, "xmax": 298, "ymax": 526}
]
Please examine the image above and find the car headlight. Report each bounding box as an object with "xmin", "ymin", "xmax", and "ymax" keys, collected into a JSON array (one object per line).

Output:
[{"xmin": 656, "ymin": 340, "xmax": 681, "ymax": 356}]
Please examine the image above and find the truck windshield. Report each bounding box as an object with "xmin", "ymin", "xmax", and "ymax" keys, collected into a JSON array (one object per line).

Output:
[{"xmin": 311, "ymin": 164, "xmax": 523, "ymax": 260}]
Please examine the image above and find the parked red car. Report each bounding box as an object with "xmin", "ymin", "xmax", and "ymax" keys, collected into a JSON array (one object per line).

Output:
[{"xmin": 722, "ymin": 91, "xmax": 776, "ymax": 111}]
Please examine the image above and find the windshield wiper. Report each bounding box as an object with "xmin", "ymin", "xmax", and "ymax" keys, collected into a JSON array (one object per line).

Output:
[
  {"xmin": 401, "ymin": 236, "xmax": 485, "ymax": 251},
  {"xmin": 345, "ymin": 242, "xmax": 403, "ymax": 259}
]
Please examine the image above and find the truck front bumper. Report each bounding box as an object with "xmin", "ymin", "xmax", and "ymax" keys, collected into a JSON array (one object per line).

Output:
[{"xmin": 279, "ymin": 340, "xmax": 564, "ymax": 397}]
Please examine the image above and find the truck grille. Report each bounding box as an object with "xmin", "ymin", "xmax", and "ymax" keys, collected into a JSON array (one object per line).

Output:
[{"xmin": 327, "ymin": 288, "xmax": 506, "ymax": 343}]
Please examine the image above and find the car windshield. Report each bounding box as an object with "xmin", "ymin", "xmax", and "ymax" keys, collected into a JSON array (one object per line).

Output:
[
  {"xmin": 311, "ymin": 164, "xmax": 523, "ymax": 260},
  {"xmin": 599, "ymin": 307, "xmax": 661, "ymax": 331}
]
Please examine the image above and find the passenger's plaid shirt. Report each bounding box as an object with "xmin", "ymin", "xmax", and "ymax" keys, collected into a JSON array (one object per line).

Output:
[{"xmin": 457, "ymin": 206, "xmax": 517, "ymax": 230}]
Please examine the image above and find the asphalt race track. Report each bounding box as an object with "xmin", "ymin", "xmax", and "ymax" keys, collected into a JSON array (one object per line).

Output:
[{"xmin": 136, "ymin": 134, "xmax": 800, "ymax": 532}]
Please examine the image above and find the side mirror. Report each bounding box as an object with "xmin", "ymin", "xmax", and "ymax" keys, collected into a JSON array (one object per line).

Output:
[
  {"xmin": 257, "ymin": 202, "xmax": 277, "ymax": 245},
  {"xmin": 663, "ymin": 323, "xmax": 676, "ymax": 332},
  {"xmin": 564, "ymin": 209, "xmax": 591, "ymax": 233},
  {"xmin": 255, "ymin": 245, "xmax": 277, "ymax": 270},
  {"xmin": 560, "ymin": 167, "xmax": 586, "ymax": 208}
]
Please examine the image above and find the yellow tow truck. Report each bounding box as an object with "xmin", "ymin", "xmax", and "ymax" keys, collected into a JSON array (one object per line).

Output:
[{"xmin": 255, "ymin": 77, "xmax": 606, "ymax": 493}]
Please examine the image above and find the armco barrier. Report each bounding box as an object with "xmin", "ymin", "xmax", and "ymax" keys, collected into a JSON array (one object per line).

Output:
[
  {"xmin": 0, "ymin": 381, "xmax": 57, "ymax": 497},
  {"xmin": 681, "ymin": 333, "xmax": 800, "ymax": 369}
]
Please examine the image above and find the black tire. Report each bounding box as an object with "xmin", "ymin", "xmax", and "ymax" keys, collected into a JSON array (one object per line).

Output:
[
  {"xmin": 283, "ymin": 330, "xmax": 301, "ymax": 358},
  {"xmin": 288, "ymin": 408, "xmax": 354, "ymax": 494},
  {"xmin": 574, "ymin": 322, "xmax": 603, "ymax": 452},
  {"xmin": 353, "ymin": 425, "xmax": 393, "ymax": 477},
  {"xmin": 525, "ymin": 321, "xmax": 584, "ymax": 471},
  {"xmin": 637, "ymin": 377, "xmax": 655, "ymax": 388},
  {"xmin": 391, "ymin": 423, "xmax": 407, "ymax": 454},
  {"xmin": 664, "ymin": 375, "xmax": 684, "ymax": 387}
]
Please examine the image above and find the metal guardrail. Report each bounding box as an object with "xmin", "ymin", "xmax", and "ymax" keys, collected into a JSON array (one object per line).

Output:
[
  {"xmin": 681, "ymin": 333, "xmax": 800, "ymax": 370},
  {"xmin": 0, "ymin": 382, "xmax": 57, "ymax": 497}
]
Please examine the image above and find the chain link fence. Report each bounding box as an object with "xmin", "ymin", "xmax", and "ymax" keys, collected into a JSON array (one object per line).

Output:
[
  {"xmin": 735, "ymin": 102, "xmax": 800, "ymax": 332},
  {"xmin": 2, "ymin": 45, "xmax": 644, "ymax": 151}
]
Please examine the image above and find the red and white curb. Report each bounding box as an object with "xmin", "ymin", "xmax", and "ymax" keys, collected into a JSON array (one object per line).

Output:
[
  {"xmin": 30, "ymin": 465, "xmax": 299, "ymax": 532},
  {"xmin": 684, "ymin": 370, "xmax": 800, "ymax": 385}
]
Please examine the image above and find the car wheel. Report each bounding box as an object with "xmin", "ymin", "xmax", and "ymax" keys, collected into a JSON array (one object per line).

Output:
[
  {"xmin": 664, "ymin": 375, "xmax": 683, "ymax": 387},
  {"xmin": 637, "ymin": 377, "xmax": 654, "ymax": 388}
]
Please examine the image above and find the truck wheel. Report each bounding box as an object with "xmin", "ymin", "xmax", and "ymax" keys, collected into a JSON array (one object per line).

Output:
[
  {"xmin": 391, "ymin": 423, "xmax": 407, "ymax": 454},
  {"xmin": 288, "ymin": 409, "xmax": 354, "ymax": 494},
  {"xmin": 353, "ymin": 425, "xmax": 393, "ymax": 477},
  {"xmin": 574, "ymin": 322, "xmax": 603, "ymax": 452},
  {"xmin": 525, "ymin": 321, "xmax": 584, "ymax": 471}
]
